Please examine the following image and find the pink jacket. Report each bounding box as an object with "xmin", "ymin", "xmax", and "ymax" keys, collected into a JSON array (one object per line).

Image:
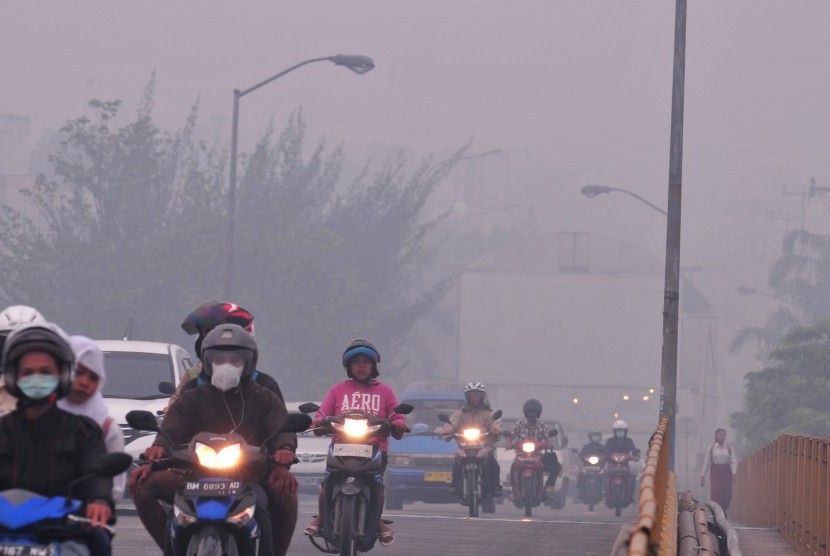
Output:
[{"xmin": 316, "ymin": 379, "xmax": 405, "ymax": 452}]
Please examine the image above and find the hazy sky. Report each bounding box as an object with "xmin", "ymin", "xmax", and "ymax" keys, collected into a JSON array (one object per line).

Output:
[{"xmin": 3, "ymin": 1, "xmax": 830, "ymax": 376}]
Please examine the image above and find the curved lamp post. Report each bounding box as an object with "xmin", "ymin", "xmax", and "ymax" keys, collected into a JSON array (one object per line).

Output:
[
  {"xmin": 581, "ymin": 184, "xmax": 667, "ymax": 217},
  {"xmin": 224, "ymin": 54, "xmax": 375, "ymax": 299},
  {"xmin": 736, "ymin": 286, "xmax": 794, "ymax": 305}
]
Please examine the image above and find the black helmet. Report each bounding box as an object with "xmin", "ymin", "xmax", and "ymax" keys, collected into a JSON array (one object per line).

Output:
[
  {"xmin": 342, "ymin": 339, "xmax": 380, "ymax": 379},
  {"xmin": 200, "ymin": 324, "xmax": 258, "ymax": 381},
  {"xmin": 1, "ymin": 322, "xmax": 74, "ymax": 402},
  {"xmin": 523, "ymin": 398, "xmax": 542, "ymax": 418},
  {"xmin": 588, "ymin": 430, "xmax": 602, "ymax": 443}
]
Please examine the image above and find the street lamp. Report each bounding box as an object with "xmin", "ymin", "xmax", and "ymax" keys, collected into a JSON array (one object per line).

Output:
[
  {"xmin": 736, "ymin": 286, "xmax": 794, "ymax": 304},
  {"xmin": 224, "ymin": 54, "xmax": 375, "ymax": 299},
  {"xmin": 581, "ymin": 184, "xmax": 668, "ymax": 216}
]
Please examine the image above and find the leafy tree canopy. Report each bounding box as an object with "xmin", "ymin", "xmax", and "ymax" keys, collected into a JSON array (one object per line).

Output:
[
  {"xmin": 0, "ymin": 82, "xmax": 459, "ymax": 398},
  {"xmin": 731, "ymin": 319, "xmax": 830, "ymax": 454}
]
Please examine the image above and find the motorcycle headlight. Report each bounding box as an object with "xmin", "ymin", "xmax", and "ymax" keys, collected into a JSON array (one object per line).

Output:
[
  {"xmin": 226, "ymin": 504, "xmax": 256, "ymax": 527},
  {"xmin": 522, "ymin": 442, "xmax": 536, "ymax": 453},
  {"xmin": 462, "ymin": 428, "xmax": 481, "ymax": 441},
  {"xmin": 342, "ymin": 418, "xmax": 369, "ymax": 438},
  {"xmin": 587, "ymin": 456, "xmax": 600, "ymax": 465},
  {"xmin": 194, "ymin": 442, "xmax": 242, "ymax": 469},
  {"xmin": 174, "ymin": 504, "xmax": 197, "ymax": 526}
]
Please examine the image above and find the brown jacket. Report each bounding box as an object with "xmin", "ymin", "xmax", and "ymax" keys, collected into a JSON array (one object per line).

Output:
[
  {"xmin": 155, "ymin": 380, "xmax": 296, "ymax": 456},
  {"xmin": 444, "ymin": 404, "xmax": 501, "ymax": 445}
]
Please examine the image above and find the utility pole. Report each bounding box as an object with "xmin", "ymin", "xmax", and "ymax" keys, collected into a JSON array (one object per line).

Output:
[{"xmin": 660, "ymin": 0, "xmax": 687, "ymax": 470}]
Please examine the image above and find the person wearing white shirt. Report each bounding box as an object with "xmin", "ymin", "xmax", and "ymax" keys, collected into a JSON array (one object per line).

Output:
[
  {"xmin": 58, "ymin": 336, "xmax": 126, "ymax": 500},
  {"xmin": 700, "ymin": 428, "xmax": 737, "ymax": 516}
]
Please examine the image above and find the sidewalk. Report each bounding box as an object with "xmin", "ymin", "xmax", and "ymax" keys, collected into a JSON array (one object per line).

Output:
[{"xmin": 733, "ymin": 526, "xmax": 798, "ymax": 555}]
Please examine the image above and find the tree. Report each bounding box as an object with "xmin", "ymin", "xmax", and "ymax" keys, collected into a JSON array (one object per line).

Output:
[
  {"xmin": 731, "ymin": 319, "xmax": 830, "ymax": 454},
  {"xmin": 0, "ymin": 86, "xmax": 459, "ymax": 399},
  {"xmin": 731, "ymin": 229, "xmax": 830, "ymax": 356},
  {"xmin": 0, "ymin": 79, "xmax": 225, "ymax": 341},
  {"xmin": 232, "ymin": 114, "xmax": 458, "ymax": 395}
]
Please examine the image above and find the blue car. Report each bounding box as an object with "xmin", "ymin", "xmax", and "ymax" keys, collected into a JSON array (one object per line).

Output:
[{"xmin": 385, "ymin": 382, "xmax": 466, "ymax": 509}]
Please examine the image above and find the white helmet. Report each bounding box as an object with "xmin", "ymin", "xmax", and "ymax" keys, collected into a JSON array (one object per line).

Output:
[
  {"xmin": 0, "ymin": 306, "xmax": 46, "ymax": 335},
  {"xmin": 612, "ymin": 420, "xmax": 628, "ymax": 435},
  {"xmin": 464, "ymin": 381, "xmax": 486, "ymax": 394}
]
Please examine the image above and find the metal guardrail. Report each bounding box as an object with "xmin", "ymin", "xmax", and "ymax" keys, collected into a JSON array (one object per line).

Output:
[
  {"xmin": 627, "ymin": 415, "xmax": 677, "ymax": 556},
  {"xmin": 732, "ymin": 435, "xmax": 830, "ymax": 556}
]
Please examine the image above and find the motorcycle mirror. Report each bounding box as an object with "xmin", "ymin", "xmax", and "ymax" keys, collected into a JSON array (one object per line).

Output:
[
  {"xmin": 126, "ymin": 409, "xmax": 160, "ymax": 432},
  {"xmin": 158, "ymin": 381, "xmax": 176, "ymax": 395},
  {"xmin": 492, "ymin": 410, "xmax": 503, "ymax": 420},
  {"xmin": 92, "ymin": 452, "xmax": 133, "ymax": 478},
  {"xmin": 65, "ymin": 452, "xmax": 133, "ymax": 508},
  {"xmin": 437, "ymin": 413, "xmax": 450, "ymax": 424},
  {"xmin": 298, "ymin": 402, "xmax": 320, "ymax": 414},
  {"xmin": 571, "ymin": 448, "xmax": 579, "ymax": 454},
  {"xmin": 281, "ymin": 413, "xmax": 313, "ymax": 433},
  {"xmin": 260, "ymin": 413, "xmax": 312, "ymax": 449},
  {"xmin": 392, "ymin": 403, "xmax": 414, "ymax": 415},
  {"xmin": 549, "ymin": 429, "xmax": 558, "ymax": 437}
]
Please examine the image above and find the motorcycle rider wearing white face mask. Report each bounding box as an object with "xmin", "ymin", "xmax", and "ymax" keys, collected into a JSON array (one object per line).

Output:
[{"xmin": 130, "ymin": 324, "xmax": 299, "ymax": 556}]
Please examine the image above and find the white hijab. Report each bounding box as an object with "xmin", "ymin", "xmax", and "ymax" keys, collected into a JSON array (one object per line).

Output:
[{"xmin": 58, "ymin": 335, "xmax": 110, "ymax": 425}]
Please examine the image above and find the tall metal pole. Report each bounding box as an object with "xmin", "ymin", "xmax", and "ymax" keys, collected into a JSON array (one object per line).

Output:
[
  {"xmin": 220, "ymin": 55, "xmax": 374, "ymax": 300},
  {"xmin": 660, "ymin": 0, "xmax": 687, "ymax": 471},
  {"xmin": 224, "ymin": 90, "xmax": 240, "ymax": 300}
]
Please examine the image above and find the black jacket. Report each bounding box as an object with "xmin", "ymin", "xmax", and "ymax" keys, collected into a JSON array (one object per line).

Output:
[
  {"xmin": 155, "ymin": 380, "xmax": 297, "ymax": 456},
  {"xmin": 605, "ymin": 436, "xmax": 637, "ymax": 455},
  {"xmin": 0, "ymin": 405, "xmax": 113, "ymax": 509},
  {"xmin": 579, "ymin": 441, "xmax": 607, "ymax": 457}
]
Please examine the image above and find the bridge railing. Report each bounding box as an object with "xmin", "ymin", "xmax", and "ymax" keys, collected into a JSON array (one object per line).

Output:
[
  {"xmin": 732, "ymin": 435, "xmax": 830, "ymax": 556},
  {"xmin": 627, "ymin": 415, "xmax": 677, "ymax": 556}
]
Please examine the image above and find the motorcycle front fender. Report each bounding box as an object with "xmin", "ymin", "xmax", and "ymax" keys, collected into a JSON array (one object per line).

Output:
[{"xmin": 185, "ymin": 525, "xmax": 247, "ymax": 556}]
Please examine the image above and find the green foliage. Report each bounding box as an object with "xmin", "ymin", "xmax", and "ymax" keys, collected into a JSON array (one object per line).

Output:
[
  {"xmin": 0, "ymin": 86, "xmax": 456, "ymax": 399},
  {"xmin": 731, "ymin": 319, "xmax": 830, "ymax": 453},
  {"xmin": 233, "ymin": 114, "xmax": 457, "ymax": 395},
  {"xmin": 0, "ymin": 82, "xmax": 224, "ymax": 340}
]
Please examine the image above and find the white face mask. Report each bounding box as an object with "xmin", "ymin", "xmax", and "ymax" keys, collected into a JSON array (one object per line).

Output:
[{"xmin": 211, "ymin": 363, "xmax": 243, "ymax": 392}]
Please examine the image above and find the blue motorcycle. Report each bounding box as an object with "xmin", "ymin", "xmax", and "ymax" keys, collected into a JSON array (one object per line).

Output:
[
  {"xmin": 0, "ymin": 452, "xmax": 132, "ymax": 556},
  {"xmin": 126, "ymin": 409, "xmax": 311, "ymax": 555}
]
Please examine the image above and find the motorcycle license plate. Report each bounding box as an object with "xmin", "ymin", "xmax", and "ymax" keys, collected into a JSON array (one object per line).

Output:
[
  {"xmin": 332, "ymin": 444, "xmax": 373, "ymax": 458},
  {"xmin": 0, "ymin": 544, "xmax": 55, "ymax": 556},
  {"xmin": 183, "ymin": 480, "xmax": 241, "ymax": 497},
  {"xmin": 297, "ymin": 477, "xmax": 322, "ymax": 487},
  {"xmin": 424, "ymin": 471, "xmax": 452, "ymax": 482}
]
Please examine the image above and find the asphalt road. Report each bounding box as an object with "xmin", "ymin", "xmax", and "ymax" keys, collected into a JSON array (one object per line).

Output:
[{"xmin": 113, "ymin": 495, "xmax": 630, "ymax": 555}]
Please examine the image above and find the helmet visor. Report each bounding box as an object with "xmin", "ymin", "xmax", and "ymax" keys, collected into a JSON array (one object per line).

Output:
[
  {"xmin": 344, "ymin": 346, "xmax": 379, "ymax": 365},
  {"xmin": 202, "ymin": 348, "xmax": 254, "ymax": 375}
]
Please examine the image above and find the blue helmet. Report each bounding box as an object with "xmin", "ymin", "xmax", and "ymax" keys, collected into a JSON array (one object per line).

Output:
[{"xmin": 342, "ymin": 339, "xmax": 380, "ymax": 379}]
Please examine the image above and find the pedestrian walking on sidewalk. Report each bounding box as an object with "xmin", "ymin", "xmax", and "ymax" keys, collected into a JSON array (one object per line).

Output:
[{"xmin": 700, "ymin": 428, "xmax": 738, "ymax": 516}]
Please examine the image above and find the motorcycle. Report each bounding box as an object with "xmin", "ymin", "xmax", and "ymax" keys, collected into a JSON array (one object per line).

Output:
[
  {"xmin": 126, "ymin": 409, "xmax": 311, "ymax": 556},
  {"xmin": 503, "ymin": 429, "xmax": 557, "ymax": 517},
  {"xmin": 299, "ymin": 402, "xmax": 413, "ymax": 556},
  {"xmin": 437, "ymin": 410, "xmax": 502, "ymax": 518},
  {"xmin": 604, "ymin": 452, "xmax": 637, "ymax": 516},
  {"xmin": 0, "ymin": 452, "xmax": 132, "ymax": 556},
  {"xmin": 577, "ymin": 453, "xmax": 605, "ymax": 512}
]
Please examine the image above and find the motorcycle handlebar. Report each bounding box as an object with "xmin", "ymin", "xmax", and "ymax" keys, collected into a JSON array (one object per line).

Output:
[{"xmin": 66, "ymin": 514, "xmax": 116, "ymax": 536}]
